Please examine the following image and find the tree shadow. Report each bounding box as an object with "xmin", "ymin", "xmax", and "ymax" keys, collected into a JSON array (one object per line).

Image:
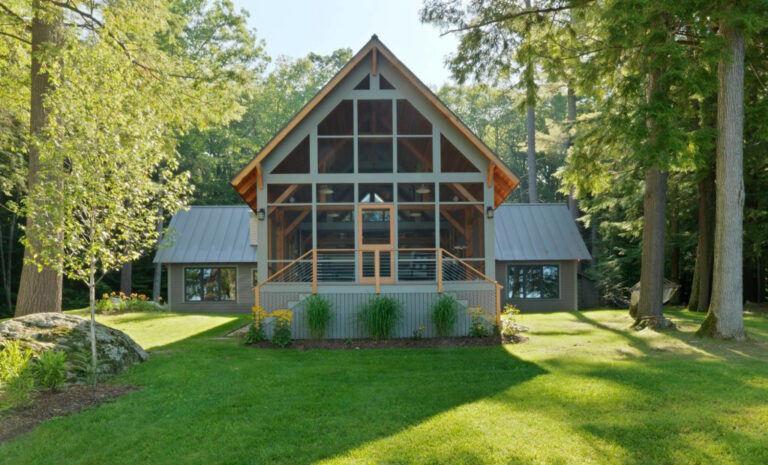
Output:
[{"xmin": 0, "ymin": 317, "xmax": 547, "ymax": 464}]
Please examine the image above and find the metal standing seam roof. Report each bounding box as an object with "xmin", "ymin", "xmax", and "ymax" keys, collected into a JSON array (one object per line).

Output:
[
  {"xmin": 494, "ymin": 204, "xmax": 592, "ymax": 261},
  {"xmin": 153, "ymin": 206, "xmax": 257, "ymax": 264}
]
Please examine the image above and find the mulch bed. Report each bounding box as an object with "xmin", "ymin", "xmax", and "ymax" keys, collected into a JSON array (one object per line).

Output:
[
  {"xmin": 246, "ymin": 333, "xmax": 527, "ymax": 350},
  {"xmin": 0, "ymin": 384, "xmax": 139, "ymax": 443}
]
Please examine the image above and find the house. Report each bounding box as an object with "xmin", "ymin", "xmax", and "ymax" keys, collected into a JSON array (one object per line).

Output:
[{"xmin": 153, "ymin": 36, "xmax": 590, "ymax": 337}]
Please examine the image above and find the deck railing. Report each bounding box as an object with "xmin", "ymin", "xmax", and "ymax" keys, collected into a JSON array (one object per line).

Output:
[{"xmin": 254, "ymin": 248, "xmax": 503, "ymax": 320}]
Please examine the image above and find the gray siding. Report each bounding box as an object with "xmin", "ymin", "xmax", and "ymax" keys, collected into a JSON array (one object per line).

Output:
[
  {"xmin": 495, "ymin": 260, "xmax": 578, "ymax": 312},
  {"xmin": 167, "ymin": 263, "xmax": 257, "ymax": 314},
  {"xmin": 259, "ymin": 282, "xmax": 498, "ymax": 339}
]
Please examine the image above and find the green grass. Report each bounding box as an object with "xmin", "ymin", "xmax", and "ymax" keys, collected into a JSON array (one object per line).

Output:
[{"xmin": 2, "ymin": 308, "xmax": 767, "ymax": 464}]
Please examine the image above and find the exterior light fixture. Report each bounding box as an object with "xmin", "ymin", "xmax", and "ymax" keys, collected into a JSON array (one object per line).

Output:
[
  {"xmin": 486, "ymin": 206, "xmax": 494, "ymax": 219},
  {"xmin": 415, "ymin": 184, "xmax": 430, "ymax": 195},
  {"xmin": 319, "ymin": 185, "xmax": 334, "ymax": 195},
  {"xmin": 409, "ymin": 211, "xmax": 422, "ymax": 218},
  {"xmin": 257, "ymin": 208, "xmax": 266, "ymax": 221},
  {"xmin": 327, "ymin": 212, "xmax": 340, "ymax": 219}
]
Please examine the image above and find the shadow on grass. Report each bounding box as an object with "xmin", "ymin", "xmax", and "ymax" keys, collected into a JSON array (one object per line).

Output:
[{"xmin": 0, "ymin": 316, "xmax": 546, "ymax": 464}]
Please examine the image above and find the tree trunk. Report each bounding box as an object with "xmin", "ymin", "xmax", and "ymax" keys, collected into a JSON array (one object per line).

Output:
[
  {"xmin": 634, "ymin": 169, "xmax": 672, "ymax": 329},
  {"xmin": 89, "ymin": 263, "xmax": 98, "ymax": 383},
  {"xmin": 120, "ymin": 262, "xmax": 132, "ymax": 295},
  {"xmin": 15, "ymin": 3, "xmax": 63, "ymax": 316},
  {"xmin": 634, "ymin": 66, "xmax": 673, "ymax": 330},
  {"xmin": 689, "ymin": 174, "xmax": 715, "ymax": 311},
  {"xmin": 153, "ymin": 209, "xmax": 163, "ymax": 301},
  {"xmin": 566, "ymin": 87, "xmax": 578, "ymax": 219},
  {"xmin": 699, "ymin": 23, "xmax": 746, "ymax": 340},
  {"xmin": 526, "ymin": 105, "xmax": 537, "ymax": 203},
  {"xmin": 669, "ymin": 198, "xmax": 680, "ymax": 304}
]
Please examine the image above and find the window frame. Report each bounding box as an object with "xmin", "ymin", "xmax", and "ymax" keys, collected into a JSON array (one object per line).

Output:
[
  {"xmin": 506, "ymin": 264, "xmax": 561, "ymax": 300},
  {"xmin": 183, "ymin": 266, "xmax": 238, "ymax": 303}
]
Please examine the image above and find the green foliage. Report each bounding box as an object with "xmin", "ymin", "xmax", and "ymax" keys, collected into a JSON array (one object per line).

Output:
[
  {"xmin": 467, "ymin": 307, "xmax": 492, "ymax": 338},
  {"xmin": 271, "ymin": 321, "xmax": 292, "ymax": 348},
  {"xmin": 304, "ymin": 295, "xmax": 333, "ymax": 339},
  {"xmin": 0, "ymin": 341, "xmax": 35, "ymax": 408},
  {"xmin": 500, "ymin": 304, "xmax": 521, "ymax": 338},
  {"xmin": 411, "ymin": 326, "xmax": 425, "ymax": 340},
  {"xmin": 68, "ymin": 346, "xmax": 103, "ymax": 386},
  {"xmin": 4, "ymin": 369, "xmax": 34, "ymax": 409},
  {"xmin": 244, "ymin": 323, "xmax": 266, "ymax": 344},
  {"xmin": 358, "ymin": 296, "xmax": 403, "ymax": 340},
  {"xmin": 32, "ymin": 350, "xmax": 67, "ymax": 390},
  {"xmin": 431, "ymin": 295, "xmax": 459, "ymax": 337},
  {"xmin": 95, "ymin": 292, "xmax": 165, "ymax": 314}
]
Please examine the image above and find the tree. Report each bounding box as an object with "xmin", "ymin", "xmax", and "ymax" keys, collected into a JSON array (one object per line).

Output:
[
  {"xmin": 698, "ymin": 19, "xmax": 746, "ymax": 340},
  {"xmin": 1, "ymin": 0, "xmax": 262, "ymax": 316}
]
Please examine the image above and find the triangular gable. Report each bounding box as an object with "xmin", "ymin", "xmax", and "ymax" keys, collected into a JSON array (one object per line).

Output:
[{"xmin": 231, "ymin": 35, "xmax": 520, "ymax": 209}]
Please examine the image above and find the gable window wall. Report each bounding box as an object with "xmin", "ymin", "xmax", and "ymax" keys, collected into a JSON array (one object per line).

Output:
[{"xmin": 266, "ymin": 88, "xmax": 487, "ymax": 278}]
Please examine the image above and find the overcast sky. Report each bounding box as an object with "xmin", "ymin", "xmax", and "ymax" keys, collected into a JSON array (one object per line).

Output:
[{"xmin": 231, "ymin": 0, "xmax": 459, "ymax": 87}]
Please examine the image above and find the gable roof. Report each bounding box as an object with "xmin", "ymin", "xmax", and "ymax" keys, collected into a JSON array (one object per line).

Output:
[
  {"xmin": 153, "ymin": 206, "xmax": 257, "ymax": 264},
  {"xmin": 494, "ymin": 204, "xmax": 591, "ymax": 261},
  {"xmin": 231, "ymin": 35, "xmax": 520, "ymax": 210}
]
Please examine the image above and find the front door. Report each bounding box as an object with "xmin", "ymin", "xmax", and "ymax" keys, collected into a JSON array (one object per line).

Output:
[{"xmin": 358, "ymin": 204, "xmax": 394, "ymax": 284}]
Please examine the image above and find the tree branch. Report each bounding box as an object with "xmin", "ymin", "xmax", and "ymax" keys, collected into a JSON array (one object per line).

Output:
[
  {"xmin": 0, "ymin": 2, "xmax": 28, "ymax": 25},
  {"xmin": 440, "ymin": 2, "xmax": 592, "ymax": 36},
  {"xmin": 0, "ymin": 29, "xmax": 30, "ymax": 44}
]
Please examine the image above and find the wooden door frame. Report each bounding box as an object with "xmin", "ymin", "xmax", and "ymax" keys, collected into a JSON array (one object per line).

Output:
[{"xmin": 357, "ymin": 203, "xmax": 395, "ymax": 284}]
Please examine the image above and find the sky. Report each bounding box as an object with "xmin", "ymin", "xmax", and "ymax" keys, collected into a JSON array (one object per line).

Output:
[{"xmin": 230, "ymin": 0, "xmax": 459, "ymax": 87}]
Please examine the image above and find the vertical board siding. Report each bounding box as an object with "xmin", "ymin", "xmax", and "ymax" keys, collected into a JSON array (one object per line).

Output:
[
  {"xmin": 167, "ymin": 263, "xmax": 256, "ymax": 314},
  {"xmin": 257, "ymin": 284, "xmax": 498, "ymax": 339}
]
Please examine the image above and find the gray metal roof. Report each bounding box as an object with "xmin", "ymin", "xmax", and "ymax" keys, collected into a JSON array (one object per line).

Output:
[
  {"xmin": 153, "ymin": 206, "xmax": 257, "ymax": 264},
  {"xmin": 494, "ymin": 204, "xmax": 591, "ymax": 261}
]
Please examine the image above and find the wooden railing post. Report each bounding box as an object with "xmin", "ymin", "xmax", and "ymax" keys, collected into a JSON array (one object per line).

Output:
[
  {"xmin": 496, "ymin": 283, "xmax": 502, "ymax": 325},
  {"xmin": 254, "ymin": 286, "xmax": 260, "ymax": 310},
  {"xmin": 312, "ymin": 249, "xmax": 318, "ymax": 295},
  {"xmin": 436, "ymin": 249, "xmax": 443, "ymax": 294},
  {"xmin": 374, "ymin": 249, "xmax": 380, "ymax": 294}
]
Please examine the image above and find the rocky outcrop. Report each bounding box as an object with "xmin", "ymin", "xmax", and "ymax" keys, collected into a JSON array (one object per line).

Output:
[{"xmin": 0, "ymin": 313, "xmax": 148, "ymax": 381}]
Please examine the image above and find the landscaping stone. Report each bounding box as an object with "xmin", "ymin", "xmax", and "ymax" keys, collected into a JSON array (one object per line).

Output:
[{"xmin": 0, "ymin": 313, "xmax": 148, "ymax": 381}]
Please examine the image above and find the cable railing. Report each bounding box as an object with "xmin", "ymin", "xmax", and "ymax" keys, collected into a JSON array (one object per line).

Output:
[{"xmin": 255, "ymin": 248, "xmax": 503, "ymax": 318}]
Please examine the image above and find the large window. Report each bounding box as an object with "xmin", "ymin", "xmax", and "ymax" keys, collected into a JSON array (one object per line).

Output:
[
  {"xmin": 507, "ymin": 265, "xmax": 559, "ymax": 299},
  {"xmin": 184, "ymin": 267, "xmax": 237, "ymax": 302}
]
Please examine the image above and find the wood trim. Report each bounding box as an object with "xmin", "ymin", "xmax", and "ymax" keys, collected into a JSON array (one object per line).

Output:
[
  {"xmin": 487, "ymin": 164, "xmax": 494, "ymax": 188},
  {"xmin": 230, "ymin": 36, "xmax": 520, "ymax": 206},
  {"xmin": 372, "ymin": 48, "xmax": 377, "ymax": 76},
  {"xmin": 256, "ymin": 164, "xmax": 263, "ymax": 190}
]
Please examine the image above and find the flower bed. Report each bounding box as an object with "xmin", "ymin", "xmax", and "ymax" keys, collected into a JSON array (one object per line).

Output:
[{"xmin": 96, "ymin": 292, "xmax": 166, "ymax": 314}]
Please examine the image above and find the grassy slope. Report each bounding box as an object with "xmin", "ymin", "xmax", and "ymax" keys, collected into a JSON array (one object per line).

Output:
[{"xmin": 1, "ymin": 309, "xmax": 767, "ymax": 464}]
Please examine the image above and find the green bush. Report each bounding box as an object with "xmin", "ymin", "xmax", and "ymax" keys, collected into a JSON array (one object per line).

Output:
[
  {"xmin": 305, "ymin": 295, "xmax": 333, "ymax": 339},
  {"xmin": 0, "ymin": 341, "xmax": 36, "ymax": 408},
  {"xmin": 0, "ymin": 341, "xmax": 33, "ymax": 383},
  {"xmin": 358, "ymin": 296, "xmax": 403, "ymax": 340},
  {"xmin": 244, "ymin": 323, "xmax": 266, "ymax": 344},
  {"xmin": 431, "ymin": 295, "xmax": 459, "ymax": 337},
  {"xmin": 271, "ymin": 321, "xmax": 292, "ymax": 348},
  {"xmin": 33, "ymin": 350, "xmax": 67, "ymax": 390},
  {"xmin": 5, "ymin": 371, "xmax": 35, "ymax": 408}
]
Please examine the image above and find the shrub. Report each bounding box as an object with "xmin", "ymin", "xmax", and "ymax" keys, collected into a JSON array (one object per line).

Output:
[
  {"xmin": 5, "ymin": 371, "xmax": 35, "ymax": 408},
  {"xmin": 500, "ymin": 304, "xmax": 522, "ymax": 338},
  {"xmin": 270, "ymin": 310, "xmax": 292, "ymax": 348},
  {"xmin": 0, "ymin": 341, "xmax": 35, "ymax": 408},
  {"xmin": 412, "ymin": 326, "xmax": 425, "ymax": 340},
  {"xmin": 305, "ymin": 295, "xmax": 333, "ymax": 339},
  {"xmin": 33, "ymin": 350, "xmax": 67, "ymax": 390},
  {"xmin": 431, "ymin": 295, "xmax": 459, "ymax": 337},
  {"xmin": 468, "ymin": 306, "xmax": 492, "ymax": 338},
  {"xmin": 0, "ymin": 341, "xmax": 33, "ymax": 383},
  {"xmin": 68, "ymin": 346, "xmax": 102, "ymax": 386},
  {"xmin": 95, "ymin": 291, "xmax": 165, "ymax": 313},
  {"xmin": 358, "ymin": 296, "xmax": 402, "ymax": 340},
  {"xmin": 245, "ymin": 306, "xmax": 267, "ymax": 344}
]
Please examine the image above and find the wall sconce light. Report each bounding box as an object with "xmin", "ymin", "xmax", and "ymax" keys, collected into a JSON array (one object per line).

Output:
[
  {"xmin": 257, "ymin": 208, "xmax": 266, "ymax": 221},
  {"xmin": 486, "ymin": 206, "xmax": 494, "ymax": 219}
]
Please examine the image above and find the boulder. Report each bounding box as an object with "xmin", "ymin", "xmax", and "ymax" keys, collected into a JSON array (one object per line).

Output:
[{"xmin": 0, "ymin": 313, "xmax": 148, "ymax": 381}]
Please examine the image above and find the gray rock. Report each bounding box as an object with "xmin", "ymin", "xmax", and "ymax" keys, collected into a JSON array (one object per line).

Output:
[{"xmin": 0, "ymin": 313, "xmax": 148, "ymax": 381}]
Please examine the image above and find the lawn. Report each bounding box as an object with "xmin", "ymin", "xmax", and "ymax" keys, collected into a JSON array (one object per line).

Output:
[{"xmin": 1, "ymin": 308, "xmax": 767, "ymax": 464}]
